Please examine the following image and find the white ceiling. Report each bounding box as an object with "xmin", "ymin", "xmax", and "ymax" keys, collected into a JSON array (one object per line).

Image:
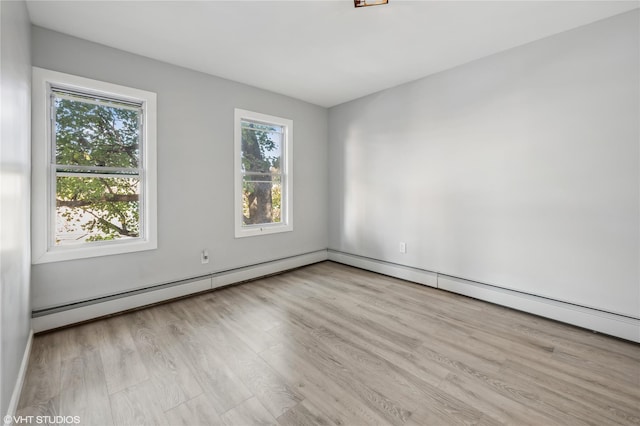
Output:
[{"xmin": 26, "ymin": 1, "xmax": 639, "ymax": 107}]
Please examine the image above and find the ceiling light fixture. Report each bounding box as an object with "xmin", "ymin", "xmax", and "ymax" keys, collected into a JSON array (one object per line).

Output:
[{"xmin": 354, "ymin": 0, "xmax": 388, "ymax": 8}]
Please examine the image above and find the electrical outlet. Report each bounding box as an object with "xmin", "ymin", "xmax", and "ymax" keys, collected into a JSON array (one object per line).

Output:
[
  {"xmin": 399, "ymin": 242, "xmax": 407, "ymax": 254},
  {"xmin": 201, "ymin": 249, "xmax": 209, "ymax": 264}
]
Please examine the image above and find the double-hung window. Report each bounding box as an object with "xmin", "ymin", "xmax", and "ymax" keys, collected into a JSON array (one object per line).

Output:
[
  {"xmin": 234, "ymin": 109, "xmax": 292, "ymax": 237},
  {"xmin": 32, "ymin": 68, "xmax": 157, "ymax": 263}
]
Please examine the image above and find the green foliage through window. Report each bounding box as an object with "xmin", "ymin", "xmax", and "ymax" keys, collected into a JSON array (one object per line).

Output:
[
  {"xmin": 241, "ymin": 120, "xmax": 283, "ymax": 226},
  {"xmin": 53, "ymin": 90, "xmax": 143, "ymax": 245}
]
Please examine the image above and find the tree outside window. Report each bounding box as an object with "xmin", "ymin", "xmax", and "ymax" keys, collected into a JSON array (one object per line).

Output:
[
  {"xmin": 53, "ymin": 90, "xmax": 143, "ymax": 245},
  {"xmin": 235, "ymin": 109, "xmax": 292, "ymax": 237},
  {"xmin": 32, "ymin": 67, "xmax": 157, "ymax": 263}
]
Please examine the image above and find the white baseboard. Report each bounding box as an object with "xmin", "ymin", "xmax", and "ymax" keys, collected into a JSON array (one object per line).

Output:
[
  {"xmin": 32, "ymin": 250, "xmax": 328, "ymax": 333},
  {"xmin": 437, "ymin": 275, "xmax": 640, "ymax": 343},
  {"xmin": 32, "ymin": 247, "xmax": 638, "ymax": 343},
  {"xmin": 328, "ymin": 250, "xmax": 639, "ymax": 343},
  {"xmin": 32, "ymin": 278, "xmax": 213, "ymax": 333},
  {"xmin": 213, "ymin": 250, "xmax": 329, "ymax": 288},
  {"xmin": 4, "ymin": 330, "xmax": 33, "ymax": 426},
  {"xmin": 328, "ymin": 250, "xmax": 438, "ymax": 287}
]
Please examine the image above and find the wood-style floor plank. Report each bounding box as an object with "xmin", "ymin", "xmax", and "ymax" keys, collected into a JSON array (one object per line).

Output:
[
  {"xmin": 59, "ymin": 348, "xmax": 113, "ymax": 426},
  {"xmin": 18, "ymin": 261, "xmax": 640, "ymax": 425},
  {"xmin": 260, "ymin": 342, "xmax": 393, "ymax": 426},
  {"xmin": 219, "ymin": 397, "xmax": 277, "ymax": 426},
  {"xmin": 128, "ymin": 309, "xmax": 203, "ymax": 411},
  {"xmin": 109, "ymin": 379, "xmax": 166, "ymax": 426},
  {"xmin": 276, "ymin": 399, "xmax": 336, "ymax": 426},
  {"xmin": 194, "ymin": 300, "xmax": 303, "ymax": 419},
  {"xmin": 17, "ymin": 332, "xmax": 60, "ymax": 409},
  {"xmin": 164, "ymin": 393, "xmax": 224, "ymax": 426},
  {"xmin": 97, "ymin": 316, "xmax": 149, "ymax": 395},
  {"xmin": 164, "ymin": 318, "xmax": 253, "ymax": 415}
]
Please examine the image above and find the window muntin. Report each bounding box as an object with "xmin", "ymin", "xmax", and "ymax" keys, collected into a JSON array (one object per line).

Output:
[
  {"xmin": 235, "ymin": 109, "xmax": 292, "ymax": 237},
  {"xmin": 32, "ymin": 67, "xmax": 157, "ymax": 263}
]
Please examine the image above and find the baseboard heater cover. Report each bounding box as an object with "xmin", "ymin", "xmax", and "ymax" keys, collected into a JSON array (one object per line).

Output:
[
  {"xmin": 32, "ymin": 250, "xmax": 328, "ymax": 332},
  {"xmin": 327, "ymin": 250, "xmax": 640, "ymax": 343},
  {"xmin": 327, "ymin": 250, "xmax": 438, "ymax": 287}
]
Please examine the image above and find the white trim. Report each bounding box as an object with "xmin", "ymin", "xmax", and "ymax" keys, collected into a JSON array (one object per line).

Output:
[
  {"xmin": 234, "ymin": 108, "xmax": 293, "ymax": 238},
  {"xmin": 328, "ymin": 250, "xmax": 640, "ymax": 343},
  {"xmin": 328, "ymin": 250, "xmax": 438, "ymax": 287},
  {"xmin": 4, "ymin": 330, "xmax": 33, "ymax": 426},
  {"xmin": 212, "ymin": 250, "xmax": 327, "ymax": 288},
  {"xmin": 437, "ymin": 275, "xmax": 640, "ymax": 343},
  {"xmin": 31, "ymin": 67, "xmax": 157, "ymax": 263},
  {"xmin": 32, "ymin": 278, "xmax": 212, "ymax": 332},
  {"xmin": 32, "ymin": 250, "xmax": 328, "ymax": 332}
]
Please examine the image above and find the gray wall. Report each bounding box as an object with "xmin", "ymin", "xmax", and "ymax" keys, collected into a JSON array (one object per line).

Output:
[
  {"xmin": 1, "ymin": 0, "xmax": 32, "ymax": 416},
  {"xmin": 328, "ymin": 10, "xmax": 639, "ymax": 318},
  {"xmin": 31, "ymin": 27, "xmax": 328, "ymax": 310}
]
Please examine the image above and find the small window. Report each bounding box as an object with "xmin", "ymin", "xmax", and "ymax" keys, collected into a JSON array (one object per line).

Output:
[
  {"xmin": 234, "ymin": 109, "xmax": 292, "ymax": 237},
  {"xmin": 32, "ymin": 68, "xmax": 157, "ymax": 263}
]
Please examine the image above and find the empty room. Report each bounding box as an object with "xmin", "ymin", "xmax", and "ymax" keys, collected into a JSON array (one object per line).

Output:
[{"xmin": 1, "ymin": 0, "xmax": 639, "ymax": 424}]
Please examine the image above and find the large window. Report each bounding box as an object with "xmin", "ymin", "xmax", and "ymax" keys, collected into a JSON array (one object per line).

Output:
[
  {"xmin": 32, "ymin": 68, "xmax": 157, "ymax": 263},
  {"xmin": 234, "ymin": 109, "xmax": 292, "ymax": 237}
]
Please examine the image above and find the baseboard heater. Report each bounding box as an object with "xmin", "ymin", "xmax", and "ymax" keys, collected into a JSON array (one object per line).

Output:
[
  {"xmin": 32, "ymin": 248, "xmax": 639, "ymax": 343},
  {"xmin": 327, "ymin": 250, "xmax": 640, "ymax": 343},
  {"xmin": 32, "ymin": 250, "xmax": 328, "ymax": 333}
]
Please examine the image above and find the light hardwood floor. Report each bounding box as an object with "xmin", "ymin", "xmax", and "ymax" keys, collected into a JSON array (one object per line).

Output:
[{"xmin": 17, "ymin": 261, "xmax": 640, "ymax": 425}]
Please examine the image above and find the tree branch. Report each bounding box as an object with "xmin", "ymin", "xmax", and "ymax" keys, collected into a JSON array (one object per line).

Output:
[{"xmin": 80, "ymin": 207, "xmax": 137, "ymax": 238}]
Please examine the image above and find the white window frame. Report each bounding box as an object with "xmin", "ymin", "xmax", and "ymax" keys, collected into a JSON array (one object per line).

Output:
[
  {"xmin": 31, "ymin": 67, "xmax": 157, "ymax": 263},
  {"xmin": 234, "ymin": 108, "xmax": 293, "ymax": 238}
]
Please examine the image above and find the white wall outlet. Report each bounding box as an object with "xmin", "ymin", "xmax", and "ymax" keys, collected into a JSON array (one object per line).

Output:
[
  {"xmin": 201, "ymin": 249, "xmax": 209, "ymax": 264},
  {"xmin": 399, "ymin": 242, "xmax": 407, "ymax": 254}
]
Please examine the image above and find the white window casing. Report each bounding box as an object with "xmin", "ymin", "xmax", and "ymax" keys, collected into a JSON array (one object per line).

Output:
[
  {"xmin": 31, "ymin": 67, "xmax": 157, "ymax": 263},
  {"xmin": 234, "ymin": 108, "xmax": 293, "ymax": 238}
]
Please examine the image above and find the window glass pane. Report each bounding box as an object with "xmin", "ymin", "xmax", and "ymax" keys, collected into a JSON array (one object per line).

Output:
[
  {"xmin": 240, "ymin": 120, "xmax": 283, "ymax": 174},
  {"xmin": 55, "ymin": 176, "xmax": 140, "ymax": 245},
  {"xmin": 242, "ymin": 174, "xmax": 282, "ymax": 226},
  {"xmin": 54, "ymin": 94, "xmax": 141, "ymax": 168}
]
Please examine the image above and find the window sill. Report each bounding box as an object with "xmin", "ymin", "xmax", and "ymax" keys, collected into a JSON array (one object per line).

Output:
[
  {"xmin": 235, "ymin": 224, "xmax": 293, "ymax": 238},
  {"xmin": 32, "ymin": 238, "xmax": 157, "ymax": 264}
]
